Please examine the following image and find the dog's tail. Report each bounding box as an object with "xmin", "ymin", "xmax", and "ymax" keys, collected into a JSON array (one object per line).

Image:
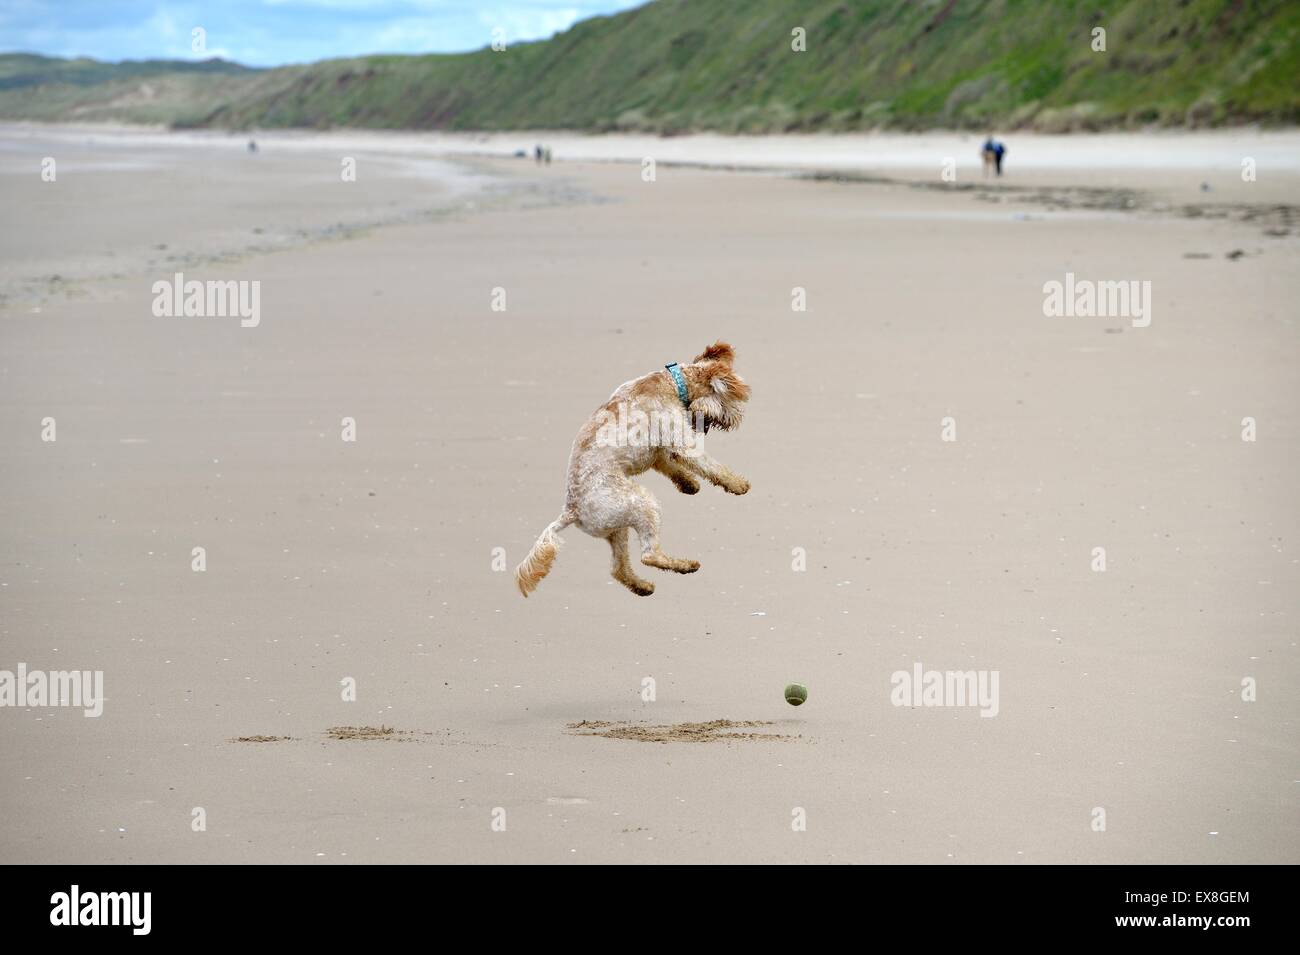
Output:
[{"xmin": 515, "ymin": 513, "xmax": 573, "ymax": 597}]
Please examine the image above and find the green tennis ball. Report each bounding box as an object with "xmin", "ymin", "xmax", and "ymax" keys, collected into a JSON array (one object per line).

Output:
[{"xmin": 784, "ymin": 683, "xmax": 808, "ymax": 706}]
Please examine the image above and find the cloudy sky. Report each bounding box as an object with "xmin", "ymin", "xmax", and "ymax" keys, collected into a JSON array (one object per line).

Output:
[{"xmin": 0, "ymin": 0, "xmax": 647, "ymax": 66}]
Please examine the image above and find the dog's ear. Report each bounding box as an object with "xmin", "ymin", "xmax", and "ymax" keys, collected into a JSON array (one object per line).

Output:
[
  {"xmin": 710, "ymin": 366, "xmax": 750, "ymax": 402},
  {"xmin": 692, "ymin": 363, "xmax": 749, "ymax": 404},
  {"xmin": 693, "ymin": 341, "xmax": 735, "ymax": 365}
]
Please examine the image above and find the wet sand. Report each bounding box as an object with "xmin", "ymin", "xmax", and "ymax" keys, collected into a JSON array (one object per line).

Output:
[{"xmin": 0, "ymin": 125, "xmax": 1296, "ymax": 863}]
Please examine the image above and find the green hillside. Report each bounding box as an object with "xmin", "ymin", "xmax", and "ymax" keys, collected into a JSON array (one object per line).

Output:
[
  {"xmin": 0, "ymin": 53, "xmax": 253, "ymax": 89},
  {"xmin": 0, "ymin": 54, "xmax": 259, "ymax": 126},
  {"xmin": 1, "ymin": 0, "xmax": 1296, "ymax": 131}
]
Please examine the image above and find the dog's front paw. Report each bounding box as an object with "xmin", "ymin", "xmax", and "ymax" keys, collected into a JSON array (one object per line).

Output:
[
  {"xmin": 672, "ymin": 475, "xmax": 701, "ymax": 495},
  {"xmin": 726, "ymin": 477, "xmax": 750, "ymax": 495}
]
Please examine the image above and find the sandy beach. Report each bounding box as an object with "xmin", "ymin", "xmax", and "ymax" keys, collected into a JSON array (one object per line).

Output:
[{"xmin": 0, "ymin": 124, "xmax": 1296, "ymax": 864}]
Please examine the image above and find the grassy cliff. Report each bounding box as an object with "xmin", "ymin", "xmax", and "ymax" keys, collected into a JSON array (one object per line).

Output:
[{"xmin": 1, "ymin": 0, "xmax": 1296, "ymax": 131}]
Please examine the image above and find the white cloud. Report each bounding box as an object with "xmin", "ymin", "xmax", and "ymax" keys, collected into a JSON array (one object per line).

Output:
[{"xmin": 0, "ymin": 0, "xmax": 648, "ymax": 65}]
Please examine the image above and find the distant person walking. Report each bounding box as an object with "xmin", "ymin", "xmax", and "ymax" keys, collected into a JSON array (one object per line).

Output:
[
  {"xmin": 981, "ymin": 135, "xmax": 1006, "ymax": 177},
  {"xmin": 534, "ymin": 144, "xmax": 543, "ymax": 165}
]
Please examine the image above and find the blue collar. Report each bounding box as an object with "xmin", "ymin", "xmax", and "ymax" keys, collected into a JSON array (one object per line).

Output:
[{"xmin": 665, "ymin": 362, "xmax": 690, "ymax": 407}]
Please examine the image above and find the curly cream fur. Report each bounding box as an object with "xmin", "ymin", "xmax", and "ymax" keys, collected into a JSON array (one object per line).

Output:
[{"xmin": 515, "ymin": 341, "xmax": 751, "ymax": 597}]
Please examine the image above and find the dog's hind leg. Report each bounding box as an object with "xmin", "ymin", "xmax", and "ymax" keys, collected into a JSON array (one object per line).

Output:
[
  {"xmin": 652, "ymin": 452, "xmax": 701, "ymax": 495},
  {"xmin": 608, "ymin": 527, "xmax": 655, "ymax": 596},
  {"xmin": 627, "ymin": 488, "xmax": 700, "ymax": 575}
]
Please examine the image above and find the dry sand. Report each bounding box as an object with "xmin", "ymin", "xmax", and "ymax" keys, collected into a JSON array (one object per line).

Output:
[{"xmin": 0, "ymin": 124, "xmax": 1297, "ymax": 863}]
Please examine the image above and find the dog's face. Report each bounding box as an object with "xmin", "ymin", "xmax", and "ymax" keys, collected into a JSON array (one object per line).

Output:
[{"xmin": 688, "ymin": 341, "xmax": 750, "ymax": 433}]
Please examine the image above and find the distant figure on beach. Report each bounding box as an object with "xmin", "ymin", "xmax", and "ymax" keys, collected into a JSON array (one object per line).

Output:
[
  {"xmin": 247, "ymin": 139, "xmax": 258, "ymax": 154},
  {"xmin": 534, "ymin": 144, "xmax": 543, "ymax": 165},
  {"xmin": 544, "ymin": 147, "xmax": 552, "ymax": 165},
  {"xmin": 981, "ymin": 135, "xmax": 1006, "ymax": 177}
]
